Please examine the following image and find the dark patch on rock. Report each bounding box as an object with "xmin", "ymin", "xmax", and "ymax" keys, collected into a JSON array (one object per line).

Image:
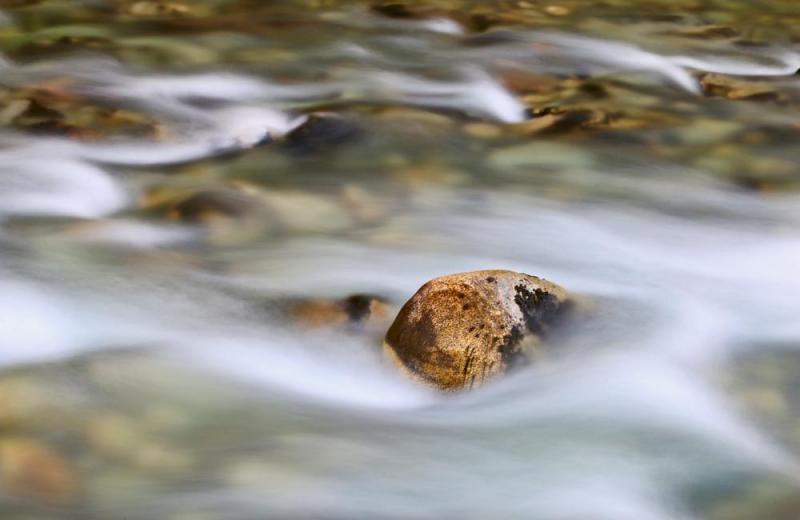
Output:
[
  {"xmin": 499, "ymin": 325, "xmax": 523, "ymax": 367},
  {"xmin": 467, "ymin": 14, "xmax": 494, "ymax": 33},
  {"xmin": 578, "ymin": 82, "xmax": 609, "ymax": 99},
  {"xmin": 514, "ymin": 285, "xmax": 562, "ymax": 336},
  {"xmin": 371, "ymin": 2, "xmax": 414, "ymax": 18}
]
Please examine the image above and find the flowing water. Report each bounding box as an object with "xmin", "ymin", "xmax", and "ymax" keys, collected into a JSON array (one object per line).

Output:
[{"xmin": 1, "ymin": 1, "xmax": 800, "ymax": 518}]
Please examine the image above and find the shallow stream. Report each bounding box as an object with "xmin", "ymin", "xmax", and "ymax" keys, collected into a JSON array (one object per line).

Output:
[{"xmin": 1, "ymin": 1, "xmax": 800, "ymax": 518}]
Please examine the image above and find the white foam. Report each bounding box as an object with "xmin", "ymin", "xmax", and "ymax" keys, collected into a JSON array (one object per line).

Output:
[
  {"xmin": 370, "ymin": 68, "xmax": 527, "ymax": 122},
  {"xmin": 0, "ymin": 281, "xmax": 79, "ymax": 365},
  {"xmin": 418, "ymin": 18, "xmax": 463, "ymax": 35},
  {"xmin": 673, "ymin": 51, "xmax": 800, "ymax": 77},
  {"xmin": 182, "ymin": 334, "xmax": 435, "ymax": 410},
  {"xmin": 528, "ymin": 33, "xmax": 701, "ymax": 92},
  {"xmin": 491, "ymin": 32, "xmax": 800, "ymax": 94},
  {"xmin": 63, "ymin": 219, "xmax": 198, "ymax": 248},
  {"xmin": 0, "ymin": 154, "xmax": 127, "ymax": 218}
]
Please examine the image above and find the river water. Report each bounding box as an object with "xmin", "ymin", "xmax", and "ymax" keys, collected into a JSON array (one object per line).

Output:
[{"xmin": 1, "ymin": 1, "xmax": 800, "ymax": 518}]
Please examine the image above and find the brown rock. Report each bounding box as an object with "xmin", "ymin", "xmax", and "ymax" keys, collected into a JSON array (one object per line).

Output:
[
  {"xmin": 384, "ymin": 270, "xmax": 570, "ymax": 391},
  {"xmin": 290, "ymin": 294, "xmax": 394, "ymax": 334},
  {"xmin": 165, "ymin": 189, "xmax": 260, "ymax": 223},
  {"xmin": 0, "ymin": 437, "xmax": 76, "ymax": 503}
]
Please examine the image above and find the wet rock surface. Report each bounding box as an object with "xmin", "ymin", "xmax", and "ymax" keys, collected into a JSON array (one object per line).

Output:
[{"xmin": 384, "ymin": 270, "xmax": 571, "ymax": 391}]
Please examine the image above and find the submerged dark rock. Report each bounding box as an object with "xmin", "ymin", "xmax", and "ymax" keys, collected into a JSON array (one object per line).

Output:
[
  {"xmin": 282, "ymin": 113, "xmax": 361, "ymax": 155},
  {"xmin": 167, "ymin": 189, "xmax": 258, "ymax": 222},
  {"xmin": 384, "ymin": 270, "xmax": 571, "ymax": 391}
]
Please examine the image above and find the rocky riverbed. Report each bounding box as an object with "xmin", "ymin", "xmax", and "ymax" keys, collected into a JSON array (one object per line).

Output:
[{"xmin": 1, "ymin": 1, "xmax": 800, "ymax": 518}]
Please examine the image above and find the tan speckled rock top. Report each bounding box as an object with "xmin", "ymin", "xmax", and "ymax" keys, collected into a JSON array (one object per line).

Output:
[{"xmin": 384, "ymin": 270, "xmax": 570, "ymax": 391}]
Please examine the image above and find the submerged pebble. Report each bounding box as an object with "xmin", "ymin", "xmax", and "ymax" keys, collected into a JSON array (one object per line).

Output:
[
  {"xmin": 384, "ymin": 270, "xmax": 571, "ymax": 391},
  {"xmin": 290, "ymin": 294, "xmax": 394, "ymax": 335},
  {"xmin": 0, "ymin": 437, "xmax": 76, "ymax": 503}
]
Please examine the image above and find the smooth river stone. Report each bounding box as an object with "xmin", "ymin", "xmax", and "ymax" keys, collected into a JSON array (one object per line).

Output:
[{"xmin": 384, "ymin": 270, "xmax": 571, "ymax": 391}]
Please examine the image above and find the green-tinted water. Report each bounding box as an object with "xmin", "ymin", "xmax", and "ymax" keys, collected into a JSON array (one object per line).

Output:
[{"xmin": 0, "ymin": 1, "xmax": 799, "ymax": 518}]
